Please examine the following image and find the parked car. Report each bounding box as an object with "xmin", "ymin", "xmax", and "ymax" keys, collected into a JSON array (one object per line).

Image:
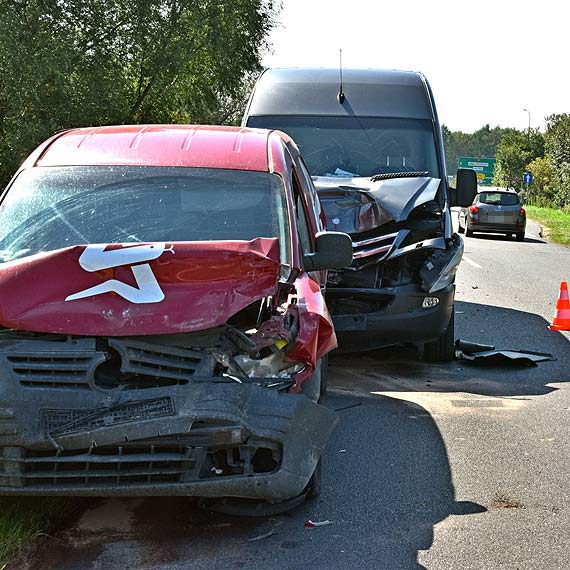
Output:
[
  {"xmin": 458, "ymin": 188, "xmax": 526, "ymax": 240},
  {"xmin": 242, "ymin": 68, "xmax": 477, "ymax": 360},
  {"xmin": 0, "ymin": 125, "xmax": 352, "ymax": 512}
]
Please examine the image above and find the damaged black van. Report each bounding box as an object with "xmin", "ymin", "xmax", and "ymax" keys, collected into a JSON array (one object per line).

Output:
[{"xmin": 243, "ymin": 68, "xmax": 476, "ymax": 360}]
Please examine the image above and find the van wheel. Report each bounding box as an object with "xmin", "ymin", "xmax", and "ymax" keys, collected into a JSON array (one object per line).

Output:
[
  {"xmin": 301, "ymin": 359, "xmax": 323, "ymax": 402},
  {"xmin": 306, "ymin": 458, "xmax": 322, "ymax": 499},
  {"xmin": 424, "ymin": 310, "xmax": 455, "ymax": 362},
  {"xmin": 320, "ymin": 354, "xmax": 329, "ymax": 398}
]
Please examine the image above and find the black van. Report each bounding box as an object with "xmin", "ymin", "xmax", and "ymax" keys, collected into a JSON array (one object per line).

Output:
[{"xmin": 243, "ymin": 68, "xmax": 476, "ymax": 360}]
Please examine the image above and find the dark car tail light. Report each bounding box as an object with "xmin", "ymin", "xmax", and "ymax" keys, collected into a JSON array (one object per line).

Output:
[
  {"xmin": 469, "ymin": 205, "xmax": 479, "ymax": 214},
  {"xmin": 520, "ymin": 208, "xmax": 526, "ymax": 216}
]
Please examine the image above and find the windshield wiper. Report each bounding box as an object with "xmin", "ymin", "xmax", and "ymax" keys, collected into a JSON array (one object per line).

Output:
[{"xmin": 370, "ymin": 171, "xmax": 429, "ymax": 182}]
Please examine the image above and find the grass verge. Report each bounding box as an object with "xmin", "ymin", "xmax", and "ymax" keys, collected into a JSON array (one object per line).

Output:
[
  {"xmin": 0, "ymin": 497, "xmax": 80, "ymax": 567},
  {"xmin": 526, "ymin": 205, "xmax": 570, "ymax": 247}
]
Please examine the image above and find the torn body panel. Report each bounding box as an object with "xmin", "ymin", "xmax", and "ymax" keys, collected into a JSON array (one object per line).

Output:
[
  {"xmin": 315, "ymin": 176, "xmax": 463, "ymax": 350},
  {"xmin": 0, "ymin": 238, "xmax": 281, "ymax": 336}
]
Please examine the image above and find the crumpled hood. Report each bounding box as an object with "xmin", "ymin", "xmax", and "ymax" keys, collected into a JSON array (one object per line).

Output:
[
  {"xmin": 314, "ymin": 175, "xmax": 441, "ymax": 234},
  {"xmin": 0, "ymin": 238, "xmax": 281, "ymax": 336}
]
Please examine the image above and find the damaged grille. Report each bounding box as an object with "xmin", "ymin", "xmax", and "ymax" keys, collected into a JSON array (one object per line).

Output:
[
  {"xmin": 42, "ymin": 398, "xmax": 175, "ymax": 436},
  {"xmin": 2, "ymin": 337, "xmax": 216, "ymax": 391},
  {"xmin": 351, "ymin": 231, "xmax": 399, "ymax": 263},
  {"xmin": 0, "ymin": 435, "xmax": 281, "ymax": 488}
]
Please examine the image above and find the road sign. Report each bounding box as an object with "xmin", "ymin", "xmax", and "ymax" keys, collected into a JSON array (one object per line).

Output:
[
  {"xmin": 458, "ymin": 157, "xmax": 496, "ymax": 186},
  {"xmin": 523, "ymin": 172, "xmax": 533, "ymax": 185}
]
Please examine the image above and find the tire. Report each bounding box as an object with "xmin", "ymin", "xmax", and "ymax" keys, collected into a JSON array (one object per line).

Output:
[
  {"xmin": 306, "ymin": 458, "xmax": 321, "ymax": 499},
  {"xmin": 424, "ymin": 310, "xmax": 455, "ymax": 362},
  {"xmin": 465, "ymin": 228, "xmax": 473, "ymax": 237},
  {"xmin": 516, "ymin": 232, "xmax": 525, "ymax": 242},
  {"xmin": 320, "ymin": 354, "xmax": 329, "ymax": 398},
  {"xmin": 301, "ymin": 358, "xmax": 323, "ymax": 402}
]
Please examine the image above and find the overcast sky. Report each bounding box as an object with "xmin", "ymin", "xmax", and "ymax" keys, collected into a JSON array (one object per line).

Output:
[{"xmin": 263, "ymin": 0, "xmax": 568, "ymax": 133}]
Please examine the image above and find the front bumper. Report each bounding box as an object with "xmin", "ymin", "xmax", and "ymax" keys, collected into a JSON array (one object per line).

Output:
[
  {"xmin": 327, "ymin": 283, "xmax": 455, "ymax": 352},
  {"xmin": 0, "ymin": 380, "xmax": 338, "ymax": 499}
]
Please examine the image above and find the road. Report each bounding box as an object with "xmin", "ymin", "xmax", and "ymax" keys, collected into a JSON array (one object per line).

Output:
[{"xmin": 20, "ymin": 221, "xmax": 570, "ymax": 570}]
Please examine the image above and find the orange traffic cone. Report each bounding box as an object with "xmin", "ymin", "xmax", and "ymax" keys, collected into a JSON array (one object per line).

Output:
[{"xmin": 549, "ymin": 281, "xmax": 570, "ymax": 331}]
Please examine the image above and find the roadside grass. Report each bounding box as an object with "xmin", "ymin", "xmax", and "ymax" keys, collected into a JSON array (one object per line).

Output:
[
  {"xmin": 0, "ymin": 497, "xmax": 80, "ymax": 566},
  {"xmin": 526, "ymin": 205, "xmax": 570, "ymax": 247}
]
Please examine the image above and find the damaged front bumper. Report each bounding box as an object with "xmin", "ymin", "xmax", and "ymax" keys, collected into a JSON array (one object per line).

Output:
[
  {"xmin": 327, "ymin": 283, "xmax": 455, "ymax": 352},
  {"xmin": 0, "ymin": 339, "xmax": 338, "ymax": 499}
]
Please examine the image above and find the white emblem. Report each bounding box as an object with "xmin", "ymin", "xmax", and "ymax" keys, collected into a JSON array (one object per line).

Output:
[{"xmin": 65, "ymin": 244, "xmax": 174, "ymax": 304}]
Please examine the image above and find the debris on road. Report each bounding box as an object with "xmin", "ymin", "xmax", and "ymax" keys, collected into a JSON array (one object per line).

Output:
[
  {"xmin": 489, "ymin": 493, "xmax": 524, "ymax": 510},
  {"xmin": 304, "ymin": 520, "xmax": 334, "ymax": 527},
  {"xmin": 247, "ymin": 525, "xmax": 281, "ymax": 542},
  {"xmin": 455, "ymin": 340, "xmax": 554, "ymax": 367}
]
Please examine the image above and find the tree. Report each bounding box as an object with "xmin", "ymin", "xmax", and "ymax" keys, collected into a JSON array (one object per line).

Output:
[
  {"xmin": 493, "ymin": 129, "xmax": 544, "ymax": 189},
  {"xmin": 442, "ymin": 124, "xmax": 515, "ymax": 175},
  {"xmin": 526, "ymin": 156, "xmax": 556, "ymax": 205},
  {"xmin": 0, "ymin": 0, "xmax": 280, "ymax": 187},
  {"xmin": 544, "ymin": 113, "xmax": 570, "ymax": 208}
]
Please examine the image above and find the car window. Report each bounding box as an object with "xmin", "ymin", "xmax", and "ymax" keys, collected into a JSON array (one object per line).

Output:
[
  {"xmin": 479, "ymin": 192, "xmax": 520, "ymax": 206},
  {"xmin": 247, "ymin": 115, "xmax": 440, "ymax": 178},
  {"xmin": 0, "ymin": 166, "xmax": 291, "ymax": 264}
]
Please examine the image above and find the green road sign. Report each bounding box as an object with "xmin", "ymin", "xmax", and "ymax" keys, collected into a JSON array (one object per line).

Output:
[{"xmin": 458, "ymin": 157, "xmax": 496, "ymax": 186}]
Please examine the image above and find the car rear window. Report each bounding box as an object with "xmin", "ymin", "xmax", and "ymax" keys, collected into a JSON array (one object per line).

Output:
[
  {"xmin": 0, "ymin": 166, "xmax": 290, "ymax": 263},
  {"xmin": 478, "ymin": 192, "xmax": 520, "ymax": 206}
]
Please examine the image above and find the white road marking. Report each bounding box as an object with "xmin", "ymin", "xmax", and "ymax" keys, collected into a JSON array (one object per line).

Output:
[{"xmin": 463, "ymin": 256, "xmax": 483, "ymax": 269}]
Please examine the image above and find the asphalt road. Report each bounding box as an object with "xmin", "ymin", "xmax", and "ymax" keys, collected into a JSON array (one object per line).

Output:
[{"xmin": 20, "ymin": 220, "xmax": 570, "ymax": 570}]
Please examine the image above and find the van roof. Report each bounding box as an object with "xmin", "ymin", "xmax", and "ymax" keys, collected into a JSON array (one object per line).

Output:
[
  {"xmin": 245, "ymin": 68, "xmax": 433, "ymax": 120},
  {"xmin": 26, "ymin": 125, "xmax": 280, "ymax": 172}
]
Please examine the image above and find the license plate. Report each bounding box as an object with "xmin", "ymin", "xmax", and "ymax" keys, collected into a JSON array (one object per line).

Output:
[{"xmin": 488, "ymin": 213, "xmax": 506, "ymax": 223}]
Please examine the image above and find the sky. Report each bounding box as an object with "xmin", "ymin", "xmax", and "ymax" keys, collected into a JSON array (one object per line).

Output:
[{"xmin": 263, "ymin": 0, "xmax": 569, "ymax": 133}]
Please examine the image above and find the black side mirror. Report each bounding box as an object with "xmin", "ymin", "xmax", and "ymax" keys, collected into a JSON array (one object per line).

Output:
[
  {"xmin": 303, "ymin": 231, "xmax": 353, "ymax": 271},
  {"xmin": 452, "ymin": 168, "xmax": 478, "ymax": 207}
]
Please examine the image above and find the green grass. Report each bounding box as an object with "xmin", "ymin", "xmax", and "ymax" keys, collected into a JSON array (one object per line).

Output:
[
  {"xmin": 525, "ymin": 205, "xmax": 570, "ymax": 247},
  {"xmin": 0, "ymin": 497, "xmax": 80, "ymax": 566}
]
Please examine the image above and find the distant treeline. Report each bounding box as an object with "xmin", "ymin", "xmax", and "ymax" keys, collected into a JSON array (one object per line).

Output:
[{"xmin": 443, "ymin": 120, "xmax": 570, "ymax": 211}]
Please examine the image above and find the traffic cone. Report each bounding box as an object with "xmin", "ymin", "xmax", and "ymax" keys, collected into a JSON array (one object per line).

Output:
[{"xmin": 549, "ymin": 281, "xmax": 570, "ymax": 331}]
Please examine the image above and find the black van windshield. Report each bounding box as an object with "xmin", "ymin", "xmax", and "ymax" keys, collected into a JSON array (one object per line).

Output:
[{"xmin": 247, "ymin": 115, "xmax": 440, "ymax": 178}]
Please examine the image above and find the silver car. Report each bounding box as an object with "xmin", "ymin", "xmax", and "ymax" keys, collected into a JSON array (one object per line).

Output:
[{"xmin": 459, "ymin": 188, "xmax": 526, "ymax": 241}]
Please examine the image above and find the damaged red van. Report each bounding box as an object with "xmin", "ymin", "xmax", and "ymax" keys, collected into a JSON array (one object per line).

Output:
[{"xmin": 0, "ymin": 125, "xmax": 352, "ymax": 512}]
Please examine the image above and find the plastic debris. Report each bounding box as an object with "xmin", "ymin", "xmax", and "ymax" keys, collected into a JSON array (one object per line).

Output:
[
  {"xmin": 248, "ymin": 527, "xmax": 280, "ymax": 542},
  {"xmin": 210, "ymin": 467, "xmax": 223, "ymax": 475},
  {"xmin": 455, "ymin": 340, "xmax": 553, "ymax": 367},
  {"xmin": 304, "ymin": 520, "xmax": 334, "ymax": 527}
]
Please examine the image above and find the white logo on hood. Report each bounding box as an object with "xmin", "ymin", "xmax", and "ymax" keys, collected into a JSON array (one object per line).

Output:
[{"xmin": 65, "ymin": 243, "xmax": 174, "ymax": 304}]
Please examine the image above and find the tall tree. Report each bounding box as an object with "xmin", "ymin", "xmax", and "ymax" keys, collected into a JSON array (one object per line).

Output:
[
  {"xmin": 442, "ymin": 124, "xmax": 515, "ymax": 175},
  {"xmin": 0, "ymin": 0, "xmax": 280, "ymax": 186},
  {"xmin": 493, "ymin": 129, "xmax": 544, "ymax": 189},
  {"xmin": 544, "ymin": 113, "xmax": 570, "ymax": 208}
]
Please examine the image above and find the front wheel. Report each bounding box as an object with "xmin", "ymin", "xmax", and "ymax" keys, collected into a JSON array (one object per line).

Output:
[
  {"xmin": 301, "ymin": 358, "xmax": 323, "ymax": 402},
  {"xmin": 424, "ymin": 310, "xmax": 455, "ymax": 362}
]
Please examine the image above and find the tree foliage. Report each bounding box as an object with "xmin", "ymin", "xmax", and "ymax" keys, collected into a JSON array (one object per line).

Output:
[
  {"xmin": 442, "ymin": 124, "xmax": 514, "ymax": 175},
  {"xmin": 544, "ymin": 113, "xmax": 570, "ymax": 208},
  {"xmin": 0, "ymin": 0, "xmax": 280, "ymax": 186},
  {"xmin": 493, "ymin": 129, "xmax": 544, "ymax": 189}
]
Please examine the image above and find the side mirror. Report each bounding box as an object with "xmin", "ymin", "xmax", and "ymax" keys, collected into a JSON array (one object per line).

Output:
[
  {"xmin": 303, "ymin": 231, "xmax": 353, "ymax": 271},
  {"xmin": 452, "ymin": 168, "xmax": 477, "ymax": 207}
]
